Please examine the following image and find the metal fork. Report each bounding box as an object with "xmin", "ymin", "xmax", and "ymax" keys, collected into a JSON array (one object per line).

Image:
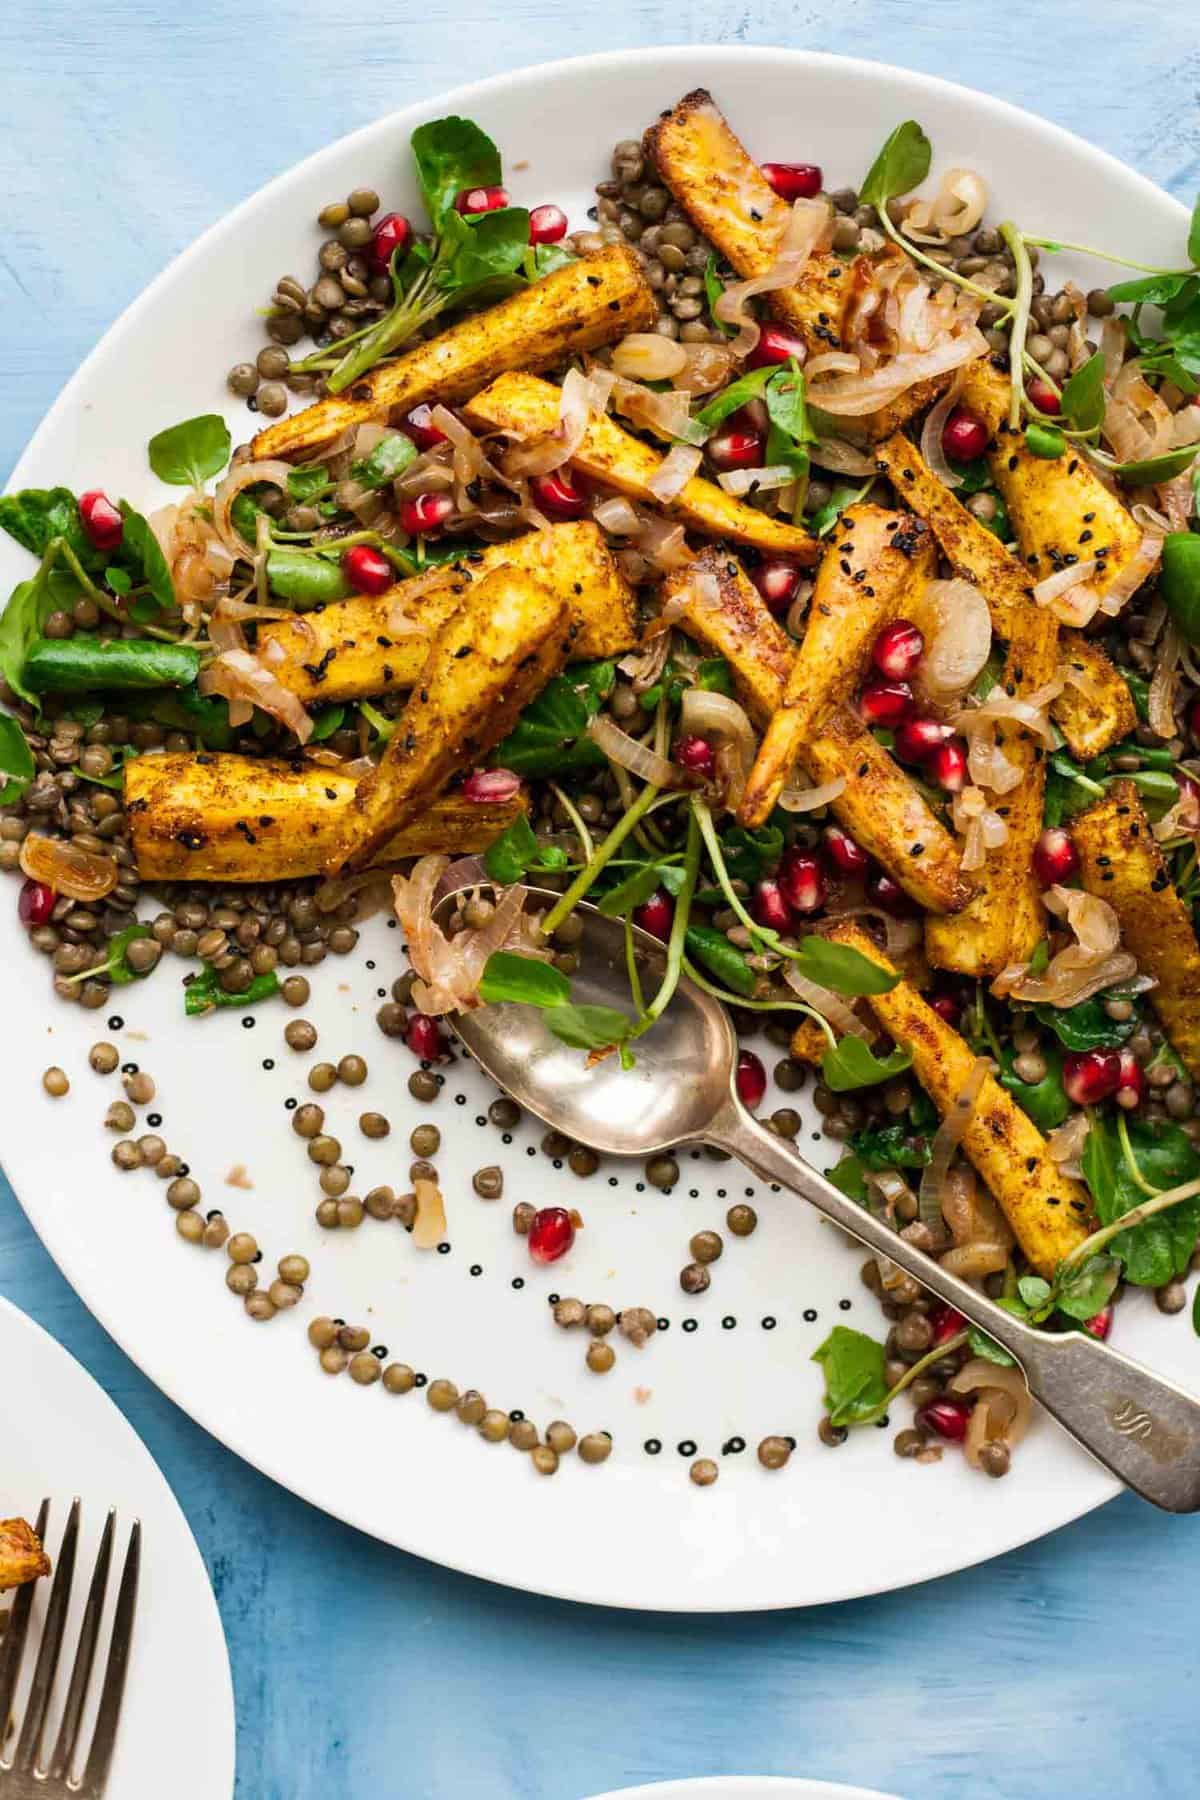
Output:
[{"xmin": 0, "ymin": 1500, "xmax": 140, "ymax": 1797}]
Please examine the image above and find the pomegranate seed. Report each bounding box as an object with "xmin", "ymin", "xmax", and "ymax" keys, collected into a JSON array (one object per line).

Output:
[
  {"xmin": 1083, "ymin": 1306, "xmax": 1113, "ymax": 1341},
  {"xmin": 929, "ymin": 738, "xmax": 968, "ymax": 794},
  {"xmin": 871, "ymin": 619, "xmax": 924, "ymax": 681},
  {"xmin": 462, "ymin": 768, "xmax": 521, "ymax": 804},
  {"xmin": 528, "ymin": 1206, "xmax": 575, "ymax": 1264},
  {"xmin": 674, "ymin": 734, "xmax": 716, "ymax": 778},
  {"xmin": 778, "ymin": 848, "xmax": 827, "ymax": 914},
  {"xmin": 79, "ymin": 490, "xmax": 123, "ymax": 553},
  {"xmin": 18, "ymin": 880, "xmax": 55, "ymax": 926},
  {"xmin": 399, "ymin": 492, "xmax": 454, "ymax": 536},
  {"xmin": 865, "ymin": 871, "xmax": 914, "ymax": 916},
  {"xmin": 369, "ymin": 211, "xmax": 410, "ymax": 271},
  {"xmin": 529, "ymin": 469, "xmax": 588, "ymax": 520},
  {"xmin": 822, "ymin": 824, "xmax": 869, "ymax": 879},
  {"xmin": 893, "ymin": 716, "xmax": 952, "ymax": 764},
  {"xmin": 917, "ymin": 1398, "xmax": 972, "ymax": 1442},
  {"xmin": 929, "ymin": 1303, "xmax": 967, "ymax": 1346},
  {"xmin": 1063, "ymin": 1049, "xmax": 1122, "ymax": 1107},
  {"xmin": 752, "ymin": 877, "xmax": 793, "ymax": 932},
  {"xmin": 455, "ymin": 185, "xmax": 509, "ymax": 215},
  {"xmin": 751, "ymin": 558, "xmax": 803, "ymax": 615},
  {"xmin": 342, "ymin": 544, "xmax": 392, "ymax": 595},
  {"xmin": 746, "ymin": 324, "xmax": 808, "ymax": 369},
  {"xmin": 735, "ymin": 1049, "xmax": 767, "ymax": 1110},
  {"xmin": 1028, "ymin": 375, "xmax": 1061, "ymax": 415},
  {"xmin": 1115, "ymin": 1048, "xmax": 1146, "ymax": 1110},
  {"xmin": 406, "ymin": 1013, "xmax": 444, "ymax": 1062},
  {"xmin": 528, "ymin": 204, "xmax": 568, "ymax": 244},
  {"xmin": 404, "ymin": 404, "xmax": 448, "ymax": 450},
  {"xmin": 930, "ymin": 988, "xmax": 964, "ymax": 1026},
  {"xmin": 859, "ymin": 680, "xmax": 914, "ymax": 728},
  {"xmin": 761, "ymin": 162, "xmax": 823, "ymax": 201},
  {"xmin": 706, "ymin": 427, "xmax": 765, "ymax": 472},
  {"xmin": 941, "ymin": 407, "xmax": 989, "ymax": 462},
  {"xmin": 633, "ymin": 890, "xmax": 674, "ymax": 940},
  {"xmin": 1032, "ymin": 826, "xmax": 1079, "ymax": 888}
]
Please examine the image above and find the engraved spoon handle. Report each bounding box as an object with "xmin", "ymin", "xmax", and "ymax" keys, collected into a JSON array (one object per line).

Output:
[{"xmin": 711, "ymin": 1103, "xmax": 1200, "ymax": 1512}]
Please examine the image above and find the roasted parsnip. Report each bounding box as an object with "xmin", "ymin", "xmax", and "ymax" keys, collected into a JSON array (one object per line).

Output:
[{"xmin": 0, "ymin": 1519, "xmax": 50, "ymax": 1592}]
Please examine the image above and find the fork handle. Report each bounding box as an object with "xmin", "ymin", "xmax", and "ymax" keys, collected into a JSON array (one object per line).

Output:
[{"xmin": 709, "ymin": 1101, "xmax": 1200, "ymax": 1513}]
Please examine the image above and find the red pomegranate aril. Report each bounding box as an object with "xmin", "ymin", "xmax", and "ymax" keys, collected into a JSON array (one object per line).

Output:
[
  {"xmin": 1032, "ymin": 826, "xmax": 1079, "ymax": 888},
  {"xmin": 674, "ymin": 734, "xmax": 716, "ymax": 778},
  {"xmin": 929, "ymin": 738, "xmax": 968, "ymax": 794},
  {"xmin": 930, "ymin": 989, "xmax": 964, "ymax": 1026},
  {"xmin": 455, "ymin": 185, "xmax": 509, "ymax": 215},
  {"xmin": 528, "ymin": 1206, "xmax": 575, "ymax": 1265},
  {"xmin": 79, "ymin": 490, "xmax": 123, "ymax": 553},
  {"xmin": 1083, "ymin": 1306, "xmax": 1113, "ymax": 1342},
  {"xmin": 528, "ymin": 204, "xmax": 568, "ymax": 244},
  {"xmin": 399, "ymin": 492, "xmax": 454, "ymax": 536},
  {"xmin": 736, "ymin": 1049, "xmax": 767, "ymax": 1111},
  {"xmin": 871, "ymin": 619, "xmax": 925, "ymax": 681},
  {"xmin": 633, "ymin": 890, "xmax": 674, "ymax": 941},
  {"xmin": 822, "ymin": 824, "xmax": 869, "ymax": 879},
  {"xmin": 917, "ymin": 1398, "xmax": 972, "ymax": 1442},
  {"xmin": 859, "ymin": 680, "xmax": 914, "ymax": 728},
  {"xmin": 369, "ymin": 211, "xmax": 411, "ymax": 271},
  {"xmin": 530, "ymin": 469, "xmax": 588, "ymax": 520},
  {"xmin": 778, "ymin": 848, "xmax": 827, "ymax": 914},
  {"xmin": 706, "ymin": 426, "xmax": 765, "ymax": 472},
  {"xmin": 1063, "ymin": 1048, "xmax": 1122, "ymax": 1107},
  {"xmin": 893, "ymin": 716, "xmax": 952, "ymax": 764},
  {"xmin": 1028, "ymin": 375, "xmax": 1061, "ymax": 415},
  {"xmin": 342, "ymin": 544, "xmax": 392, "ymax": 595},
  {"xmin": 406, "ymin": 1013, "xmax": 444, "ymax": 1062},
  {"xmin": 941, "ymin": 407, "xmax": 989, "ymax": 462},
  {"xmin": 462, "ymin": 768, "xmax": 521, "ymax": 804},
  {"xmin": 865, "ymin": 870, "xmax": 914, "ymax": 916},
  {"xmin": 18, "ymin": 880, "xmax": 55, "ymax": 927},
  {"xmin": 750, "ymin": 558, "xmax": 803, "ymax": 615},
  {"xmin": 761, "ymin": 161, "xmax": 823, "ymax": 201},
  {"xmin": 1115, "ymin": 1048, "xmax": 1146, "ymax": 1109},
  {"xmin": 752, "ymin": 877, "xmax": 793, "ymax": 932},
  {"xmin": 746, "ymin": 324, "xmax": 808, "ymax": 369},
  {"xmin": 928, "ymin": 1303, "xmax": 967, "ymax": 1346},
  {"xmin": 404, "ymin": 404, "xmax": 449, "ymax": 450}
]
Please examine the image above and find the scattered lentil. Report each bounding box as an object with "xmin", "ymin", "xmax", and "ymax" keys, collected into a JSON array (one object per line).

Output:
[{"xmin": 42, "ymin": 1067, "xmax": 69, "ymax": 1097}]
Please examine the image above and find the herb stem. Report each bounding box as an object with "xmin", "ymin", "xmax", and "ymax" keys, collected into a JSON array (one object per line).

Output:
[
  {"xmin": 852, "ymin": 1329, "xmax": 970, "ymax": 1429},
  {"xmin": 57, "ymin": 541, "xmax": 180, "ymax": 643},
  {"xmin": 1022, "ymin": 237, "xmax": 1197, "ymax": 278},
  {"xmin": 624, "ymin": 913, "xmax": 646, "ymax": 1016},
  {"xmin": 539, "ymin": 782, "xmax": 662, "ymax": 937},
  {"xmin": 680, "ymin": 956, "xmax": 832, "ymax": 1035},
  {"xmin": 1059, "ymin": 1174, "xmax": 1200, "ymax": 1273},
  {"xmin": 632, "ymin": 808, "xmax": 701, "ymax": 1035},
  {"xmin": 549, "ymin": 782, "xmax": 594, "ymax": 866},
  {"xmin": 1000, "ymin": 221, "xmax": 1034, "ymax": 429},
  {"xmin": 876, "ymin": 208, "xmax": 1012, "ymax": 311},
  {"xmin": 1116, "ymin": 1109, "xmax": 1165, "ymax": 1199}
]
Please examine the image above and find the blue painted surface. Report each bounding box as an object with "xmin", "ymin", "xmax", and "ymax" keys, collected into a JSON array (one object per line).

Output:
[{"xmin": 3, "ymin": 5, "xmax": 1198, "ymax": 1796}]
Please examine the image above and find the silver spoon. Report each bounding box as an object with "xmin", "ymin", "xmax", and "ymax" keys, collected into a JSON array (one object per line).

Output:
[{"xmin": 439, "ymin": 886, "xmax": 1200, "ymax": 1512}]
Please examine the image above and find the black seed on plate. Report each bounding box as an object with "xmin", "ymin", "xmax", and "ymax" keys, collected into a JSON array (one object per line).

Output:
[
  {"xmin": 644, "ymin": 1438, "xmax": 662, "ymax": 1455},
  {"xmin": 387, "ymin": 919, "xmax": 396, "ymax": 928},
  {"xmin": 635, "ymin": 1182, "xmax": 645, "ymax": 1192},
  {"xmin": 548, "ymin": 1293, "xmax": 559, "ymax": 1304},
  {"xmin": 177, "ymin": 1163, "xmax": 190, "ymax": 1176},
  {"xmin": 553, "ymin": 1159, "xmax": 562, "ymax": 1169},
  {"xmin": 107, "ymin": 1016, "xmax": 124, "ymax": 1030},
  {"xmin": 252, "ymin": 1250, "xmax": 263, "ymax": 1264},
  {"xmin": 147, "ymin": 1112, "xmax": 162, "ymax": 1128},
  {"xmin": 838, "ymin": 1299, "xmax": 852, "ymax": 1312},
  {"xmin": 875, "ymin": 1416, "xmax": 890, "ymax": 1429},
  {"xmin": 722, "ymin": 1437, "xmax": 746, "ymax": 1456},
  {"xmin": 455, "ymin": 1094, "xmax": 466, "ymax": 1106},
  {"xmin": 785, "ymin": 1436, "xmax": 796, "ymax": 1450},
  {"xmin": 526, "ymin": 1147, "xmax": 536, "ymax": 1157},
  {"xmin": 366, "ymin": 960, "xmax": 376, "ymax": 971},
  {"xmin": 510, "ymin": 1408, "xmax": 525, "ymax": 1421},
  {"xmin": 608, "ymin": 1177, "xmax": 618, "ymax": 1187},
  {"xmin": 372, "ymin": 1345, "xmax": 387, "ymax": 1359},
  {"xmin": 722, "ymin": 1316, "xmax": 736, "ymax": 1329},
  {"xmin": 121, "ymin": 1062, "xmax": 139, "ymax": 1075},
  {"xmin": 512, "ymin": 1277, "xmax": 525, "ymax": 1289},
  {"xmin": 689, "ymin": 1189, "xmax": 698, "ymax": 1198},
  {"xmin": 470, "ymin": 1264, "xmax": 482, "ymax": 1276},
  {"xmin": 803, "ymin": 1308, "xmax": 818, "ymax": 1322},
  {"xmin": 376, "ymin": 988, "xmax": 386, "ymax": 999},
  {"xmin": 716, "ymin": 1189, "xmax": 727, "ymax": 1199},
  {"xmin": 761, "ymin": 1316, "xmax": 777, "ymax": 1330},
  {"xmin": 437, "ymin": 1242, "xmax": 451, "ymax": 1255},
  {"xmin": 285, "ymin": 1098, "xmax": 298, "ymax": 1110},
  {"xmin": 744, "ymin": 1187, "xmax": 754, "ymax": 1197},
  {"xmin": 682, "ymin": 1318, "xmax": 698, "ymax": 1334},
  {"xmin": 502, "ymin": 1133, "xmax": 513, "ymax": 1145},
  {"xmin": 677, "ymin": 1440, "xmax": 697, "ymax": 1457},
  {"xmin": 656, "ymin": 1317, "xmax": 670, "ymax": 1331},
  {"xmin": 261, "ymin": 1060, "xmax": 274, "ymax": 1072},
  {"xmin": 242, "ymin": 1017, "xmax": 255, "ymax": 1029},
  {"xmin": 476, "ymin": 1116, "xmax": 487, "ymax": 1126},
  {"xmin": 414, "ymin": 1373, "xmax": 427, "ymax": 1388}
]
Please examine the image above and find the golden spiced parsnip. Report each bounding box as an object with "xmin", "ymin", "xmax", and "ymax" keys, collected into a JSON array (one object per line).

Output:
[
  {"xmin": 0, "ymin": 1518, "xmax": 50, "ymax": 1592},
  {"xmin": 251, "ymin": 244, "xmax": 656, "ymax": 461}
]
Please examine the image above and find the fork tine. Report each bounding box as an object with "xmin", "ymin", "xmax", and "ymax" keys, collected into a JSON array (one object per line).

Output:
[
  {"xmin": 13, "ymin": 1497, "xmax": 80, "ymax": 1773},
  {"xmin": 76, "ymin": 1520, "xmax": 140, "ymax": 1800},
  {"xmin": 0, "ymin": 1498, "xmax": 50, "ymax": 1763},
  {"xmin": 45, "ymin": 1509, "xmax": 115, "ymax": 1784}
]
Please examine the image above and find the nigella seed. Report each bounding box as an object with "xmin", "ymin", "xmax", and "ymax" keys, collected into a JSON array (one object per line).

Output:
[
  {"xmin": 108, "ymin": 1016, "xmax": 124, "ymax": 1030},
  {"xmin": 644, "ymin": 1439, "xmax": 662, "ymax": 1455},
  {"xmin": 372, "ymin": 1345, "xmax": 387, "ymax": 1359},
  {"xmin": 677, "ymin": 1440, "xmax": 697, "ymax": 1457},
  {"xmin": 656, "ymin": 1318, "xmax": 669, "ymax": 1331},
  {"xmin": 147, "ymin": 1113, "xmax": 162, "ymax": 1128},
  {"xmin": 682, "ymin": 1319, "xmax": 698, "ymax": 1333},
  {"xmin": 414, "ymin": 1373, "xmax": 427, "ymax": 1387},
  {"xmin": 512, "ymin": 1277, "xmax": 524, "ymax": 1289},
  {"xmin": 470, "ymin": 1264, "xmax": 482, "ymax": 1276},
  {"xmin": 509, "ymin": 1409, "xmax": 525, "ymax": 1421},
  {"xmin": 261, "ymin": 1060, "xmax": 274, "ymax": 1071},
  {"xmin": 285, "ymin": 1098, "xmax": 298, "ymax": 1110},
  {"xmin": 437, "ymin": 1242, "xmax": 450, "ymax": 1254},
  {"xmin": 838, "ymin": 1299, "xmax": 852, "ymax": 1311},
  {"xmin": 761, "ymin": 1316, "xmax": 777, "ymax": 1330},
  {"xmin": 803, "ymin": 1308, "xmax": 818, "ymax": 1322},
  {"xmin": 121, "ymin": 1062, "xmax": 138, "ymax": 1075},
  {"xmin": 722, "ymin": 1437, "xmax": 746, "ymax": 1456},
  {"xmin": 242, "ymin": 1017, "xmax": 255, "ymax": 1029},
  {"xmin": 722, "ymin": 1316, "xmax": 737, "ymax": 1329}
]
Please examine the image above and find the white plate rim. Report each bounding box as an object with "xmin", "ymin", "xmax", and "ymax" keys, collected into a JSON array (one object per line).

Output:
[
  {"xmin": 581, "ymin": 1778, "xmax": 903, "ymax": 1800},
  {"xmin": 3, "ymin": 44, "xmax": 1190, "ymax": 1612}
]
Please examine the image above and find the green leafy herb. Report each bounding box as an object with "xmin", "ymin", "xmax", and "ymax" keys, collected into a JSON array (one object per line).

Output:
[
  {"xmin": 859, "ymin": 121, "xmax": 933, "ymax": 211},
  {"xmin": 808, "ymin": 477, "xmax": 873, "ymax": 537},
  {"xmin": 117, "ymin": 504, "xmax": 175, "ymax": 610},
  {"xmin": 543, "ymin": 1002, "xmax": 635, "ymax": 1053},
  {"xmin": 1161, "ymin": 532, "xmax": 1200, "ymax": 646},
  {"xmin": 1108, "ymin": 443, "xmax": 1200, "ymax": 484},
  {"xmin": 64, "ymin": 923, "xmax": 154, "ymax": 988},
  {"xmin": 286, "ymin": 465, "xmax": 332, "ymax": 504},
  {"xmin": 693, "ymin": 365, "xmax": 776, "ymax": 431},
  {"xmin": 704, "ymin": 253, "xmax": 734, "ymax": 337},
  {"xmin": 104, "ymin": 564, "xmax": 132, "ymax": 597},
  {"xmin": 1033, "ymin": 995, "xmax": 1137, "ymax": 1050},
  {"xmin": 0, "ymin": 549, "xmax": 81, "ymax": 705},
  {"xmin": 491, "ymin": 659, "xmax": 615, "ymax": 778},
  {"xmin": 1082, "ymin": 1115, "xmax": 1200, "ymax": 1286},
  {"xmin": 847, "ymin": 1122, "xmax": 932, "ymax": 1171},
  {"xmin": 478, "ymin": 950, "xmax": 633, "ymax": 1056},
  {"xmin": 22, "ymin": 637, "xmax": 201, "ymax": 694},
  {"xmin": 1059, "ymin": 352, "xmax": 1106, "ymax": 434},
  {"xmin": 411, "ymin": 115, "xmax": 503, "ymax": 225},
  {"xmin": 1025, "ymin": 421, "xmax": 1066, "ymax": 459},
  {"xmin": 308, "ymin": 704, "xmax": 347, "ymax": 742},
  {"xmin": 968, "ymin": 1327, "xmax": 1016, "ymax": 1368},
  {"xmin": 597, "ymin": 861, "xmax": 670, "ymax": 918},
  {"xmin": 821, "ymin": 1036, "xmax": 913, "ymax": 1093},
  {"xmin": 793, "ymin": 936, "xmax": 900, "ymax": 997},
  {"xmin": 0, "ymin": 487, "xmax": 101, "ymax": 570},
  {"xmin": 1053, "ymin": 1254, "xmax": 1121, "ymax": 1322},
  {"xmin": 696, "ymin": 657, "xmax": 734, "ymax": 695},
  {"xmin": 349, "ymin": 432, "xmax": 419, "ymax": 490},
  {"xmin": 185, "ymin": 963, "xmax": 281, "ymax": 1017},
  {"xmin": 683, "ymin": 924, "xmax": 757, "ymax": 996},
  {"xmin": 147, "ymin": 414, "xmax": 232, "ymax": 488},
  {"xmin": 482, "ymin": 814, "xmax": 569, "ymax": 884},
  {"xmin": 812, "ymin": 1325, "xmax": 889, "ymax": 1427},
  {"xmin": 715, "ymin": 823, "xmax": 783, "ymax": 884},
  {"xmin": 763, "ymin": 361, "xmax": 817, "ymax": 488},
  {"xmin": 999, "ymin": 1043, "xmax": 1071, "ymax": 1131},
  {"xmin": 825, "ymin": 1154, "xmax": 868, "ymax": 1202},
  {"xmin": 266, "ymin": 548, "xmax": 352, "ymax": 609},
  {"xmin": 0, "ymin": 713, "xmax": 34, "ymax": 803},
  {"xmin": 125, "ymin": 687, "xmax": 235, "ymax": 750}
]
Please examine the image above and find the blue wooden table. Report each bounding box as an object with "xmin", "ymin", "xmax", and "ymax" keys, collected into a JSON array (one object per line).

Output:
[{"xmin": 4, "ymin": 5, "xmax": 1197, "ymax": 1796}]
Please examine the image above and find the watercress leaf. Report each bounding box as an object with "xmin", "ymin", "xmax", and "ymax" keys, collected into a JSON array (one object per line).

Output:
[
  {"xmin": 1106, "ymin": 272, "xmax": 1193, "ymax": 306},
  {"xmin": 308, "ymin": 704, "xmax": 346, "ymax": 742},
  {"xmin": 1110, "ymin": 443, "xmax": 1200, "ymax": 485},
  {"xmin": 697, "ymin": 657, "xmax": 734, "ymax": 695},
  {"xmin": 436, "ymin": 205, "xmax": 530, "ymax": 300},
  {"xmin": 717, "ymin": 824, "xmax": 783, "ymax": 883},
  {"xmin": 1059, "ymin": 351, "xmax": 1107, "ymax": 434},
  {"xmin": 116, "ymin": 503, "xmax": 174, "ymax": 610},
  {"xmin": 1083, "ymin": 1114, "xmax": 1200, "ymax": 1285},
  {"xmin": 0, "ymin": 557, "xmax": 80, "ymax": 707},
  {"xmin": 597, "ymin": 861, "xmax": 669, "ymax": 917},
  {"xmin": 1161, "ymin": 531, "xmax": 1200, "ymax": 646},
  {"xmin": 478, "ymin": 950, "xmax": 572, "ymax": 1009},
  {"xmin": 266, "ymin": 548, "xmax": 352, "ymax": 609},
  {"xmin": 125, "ymin": 687, "xmax": 235, "ymax": 750},
  {"xmin": 694, "ymin": 365, "xmax": 775, "ymax": 431},
  {"xmin": 1018, "ymin": 1275, "xmax": 1052, "ymax": 1309},
  {"xmin": 968, "ymin": 1327, "xmax": 1016, "ymax": 1368},
  {"xmin": 104, "ymin": 923, "xmax": 154, "ymax": 986},
  {"xmin": 809, "ymin": 477, "xmax": 873, "ymax": 536},
  {"xmin": 1025, "ymin": 421, "xmax": 1066, "ymax": 460},
  {"xmin": 483, "ymin": 814, "xmax": 539, "ymax": 883},
  {"xmin": 544, "ymin": 1002, "xmax": 633, "ymax": 1051},
  {"xmin": 23, "ymin": 637, "xmax": 201, "ymax": 694},
  {"xmin": 812, "ymin": 1325, "xmax": 889, "ymax": 1428},
  {"xmin": 684, "ymin": 924, "xmax": 757, "ymax": 997},
  {"xmin": 411, "ymin": 116, "xmax": 503, "ymax": 226},
  {"xmin": 529, "ymin": 242, "xmax": 576, "ymax": 278},
  {"xmin": 0, "ymin": 488, "xmax": 101, "ymax": 570},
  {"xmin": 704, "ymin": 253, "xmax": 735, "ymax": 337},
  {"xmin": 656, "ymin": 863, "xmax": 688, "ymax": 897},
  {"xmin": 1033, "ymin": 996, "xmax": 1137, "ymax": 1050},
  {"xmin": 185, "ymin": 963, "xmax": 280, "ymax": 1016},
  {"xmin": 795, "ymin": 936, "xmax": 900, "ymax": 997},
  {"xmin": 492, "ymin": 660, "xmax": 615, "ymax": 778},
  {"xmin": 859, "ymin": 121, "xmax": 932, "ymax": 211},
  {"xmin": 847, "ymin": 1122, "xmax": 931, "ymax": 1171},
  {"xmin": 765, "ymin": 362, "xmax": 815, "ymax": 445},
  {"xmin": 286, "ymin": 465, "xmax": 331, "ymax": 504},
  {"xmin": 104, "ymin": 564, "xmax": 132, "ymax": 596},
  {"xmin": 147, "ymin": 414, "xmax": 231, "ymax": 488},
  {"xmin": 349, "ymin": 432, "xmax": 419, "ymax": 490},
  {"xmin": 999, "ymin": 1043, "xmax": 1071, "ymax": 1131},
  {"xmin": 1188, "ymin": 194, "xmax": 1200, "ymax": 269},
  {"xmin": 0, "ymin": 712, "xmax": 34, "ymax": 803},
  {"xmin": 821, "ymin": 1037, "xmax": 913, "ymax": 1092},
  {"xmin": 824, "ymin": 1153, "xmax": 868, "ymax": 1203},
  {"xmin": 1053, "ymin": 1254, "xmax": 1120, "ymax": 1322}
]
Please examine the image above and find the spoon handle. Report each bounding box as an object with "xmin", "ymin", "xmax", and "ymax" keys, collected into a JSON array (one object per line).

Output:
[{"xmin": 710, "ymin": 1102, "xmax": 1200, "ymax": 1513}]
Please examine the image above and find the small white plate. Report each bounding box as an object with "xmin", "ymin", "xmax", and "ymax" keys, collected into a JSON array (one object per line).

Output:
[
  {"xmin": 0, "ymin": 1297, "xmax": 234, "ymax": 1796},
  {"xmin": 583, "ymin": 1780, "xmax": 902, "ymax": 1800},
  {"xmin": 2, "ymin": 46, "xmax": 1194, "ymax": 1613}
]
